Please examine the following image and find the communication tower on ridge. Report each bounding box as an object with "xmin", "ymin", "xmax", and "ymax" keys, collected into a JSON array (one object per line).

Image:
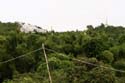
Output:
[{"xmin": 105, "ymin": 16, "xmax": 108, "ymax": 27}]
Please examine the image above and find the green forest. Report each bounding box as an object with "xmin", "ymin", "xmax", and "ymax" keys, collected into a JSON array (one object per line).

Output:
[{"xmin": 0, "ymin": 22, "xmax": 125, "ymax": 83}]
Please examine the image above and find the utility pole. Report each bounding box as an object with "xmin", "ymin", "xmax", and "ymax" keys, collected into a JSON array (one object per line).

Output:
[
  {"xmin": 105, "ymin": 16, "xmax": 108, "ymax": 27},
  {"xmin": 42, "ymin": 44, "xmax": 52, "ymax": 83},
  {"xmin": 51, "ymin": 26, "xmax": 54, "ymax": 36}
]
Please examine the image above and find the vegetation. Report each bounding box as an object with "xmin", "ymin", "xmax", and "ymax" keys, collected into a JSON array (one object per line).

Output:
[{"xmin": 0, "ymin": 22, "xmax": 124, "ymax": 83}]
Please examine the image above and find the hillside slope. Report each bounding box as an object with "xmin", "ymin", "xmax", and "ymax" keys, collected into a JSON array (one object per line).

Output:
[{"xmin": 0, "ymin": 23, "xmax": 124, "ymax": 83}]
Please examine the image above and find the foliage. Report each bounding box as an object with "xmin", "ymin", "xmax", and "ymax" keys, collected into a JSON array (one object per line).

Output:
[
  {"xmin": 0, "ymin": 22, "xmax": 124, "ymax": 83},
  {"xmin": 101, "ymin": 50, "xmax": 114, "ymax": 63}
]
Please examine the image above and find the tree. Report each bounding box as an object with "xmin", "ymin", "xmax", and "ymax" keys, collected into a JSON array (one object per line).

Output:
[
  {"xmin": 113, "ymin": 59, "xmax": 125, "ymax": 77},
  {"xmin": 83, "ymin": 38, "xmax": 106, "ymax": 58},
  {"xmin": 119, "ymin": 35, "xmax": 125, "ymax": 44},
  {"xmin": 85, "ymin": 66, "xmax": 116, "ymax": 83},
  {"xmin": 101, "ymin": 50, "xmax": 114, "ymax": 63}
]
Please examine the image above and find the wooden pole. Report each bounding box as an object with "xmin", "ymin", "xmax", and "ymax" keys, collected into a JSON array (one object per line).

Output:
[{"xmin": 42, "ymin": 44, "xmax": 52, "ymax": 83}]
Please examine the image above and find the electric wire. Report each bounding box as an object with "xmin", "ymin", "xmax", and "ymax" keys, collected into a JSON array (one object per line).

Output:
[
  {"xmin": 0, "ymin": 47, "xmax": 43, "ymax": 64},
  {"xmin": 0, "ymin": 46, "xmax": 125, "ymax": 73},
  {"xmin": 45, "ymin": 47, "xmax": 125, "ymax": 73}
]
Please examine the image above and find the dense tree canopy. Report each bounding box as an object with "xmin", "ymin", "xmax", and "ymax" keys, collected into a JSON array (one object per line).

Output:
[{"xmin": 0, "ymin": 22, "xmax": 124, "ymax": 83}]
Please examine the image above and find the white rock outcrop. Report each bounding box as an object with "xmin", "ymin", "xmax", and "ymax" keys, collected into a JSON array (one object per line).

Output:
[{"xmin": 19, "ymin": 22, "xmax": 47, "ymax": 33}]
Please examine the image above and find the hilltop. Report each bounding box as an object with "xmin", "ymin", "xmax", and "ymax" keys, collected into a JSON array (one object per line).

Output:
[{"xmin": 0, "ymin": 21, "xmax": 47, "ymax": 34}]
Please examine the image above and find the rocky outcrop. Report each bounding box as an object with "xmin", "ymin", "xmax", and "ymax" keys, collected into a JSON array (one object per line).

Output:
[{"xmin": 18, "ymin": 22, "xmax": 47, "ymax": 33}]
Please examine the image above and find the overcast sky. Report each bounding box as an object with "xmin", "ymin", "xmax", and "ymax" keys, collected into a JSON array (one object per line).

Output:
[{"xmin": 0, "ymin": 0, "xmax": 124, "ymax": 31}]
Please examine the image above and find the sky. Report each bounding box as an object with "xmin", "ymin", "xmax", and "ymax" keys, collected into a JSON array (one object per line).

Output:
[{"xmin": 0, "ymin": 0, "xmax": 124, "ymax": 31}]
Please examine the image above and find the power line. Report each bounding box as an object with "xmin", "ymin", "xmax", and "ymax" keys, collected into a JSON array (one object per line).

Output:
[
  {"xmin": 45, "ymin": 48, "xmax": 69, "ymax": 58},
  {"xmin": 45, "ymin": 47, "xmax": 125, "ymax": 73},
  {"xmin": 73, "ymin": 58, "xmax": 125, "ymax": 73},
  {"xmin": 0, "ymin": 46, "xmax": 125, "ymax": 73},
  {"xmin": 0, "ymin": 47, "xmax": 43, "ymax": 64}
]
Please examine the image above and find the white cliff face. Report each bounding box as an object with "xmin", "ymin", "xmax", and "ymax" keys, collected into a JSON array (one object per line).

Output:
[{"xmin": 19, "ymin": 22, "xmax": 47, "ymax": 33}]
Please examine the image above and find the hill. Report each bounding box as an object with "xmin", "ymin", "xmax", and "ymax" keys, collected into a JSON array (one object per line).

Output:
[
  {"xmin": 0, "ymin": 22, "xmax": 47, "ymax": 34},
  {"xmin": 0, "ymin": 22, "xmax": 124, "ymax": 83}
]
